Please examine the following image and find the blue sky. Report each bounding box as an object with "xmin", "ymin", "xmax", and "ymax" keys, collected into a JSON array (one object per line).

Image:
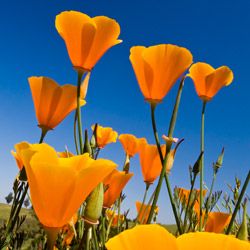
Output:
[{"xmin": 0, "ymin": 0, "xmax": 249, "ymax": 223}]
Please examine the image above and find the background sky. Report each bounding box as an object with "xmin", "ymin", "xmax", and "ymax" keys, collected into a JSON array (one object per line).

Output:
[{"xmin": 0, "ymin": 0, "xmax": 249, "ymax": 224}]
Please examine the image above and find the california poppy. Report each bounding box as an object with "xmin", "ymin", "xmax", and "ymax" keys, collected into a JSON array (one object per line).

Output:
[
  {"xmin": 188, "ymin": 62, "xmax": 233, "ymax": 101},
  {"xmin": 106, "ymin": 224, "xmax": 249, "ymax": 250},
  {"xmin": 138, "ymin": 142, "xmax": 165, "ymax": 184},
  {"xmin": 119, "ymin": 134, "xmax": 147, "ymax": 157},
  {"xmin": 17, "ymin": 142, "xmax": 116, "ymax": 228},
  {"xmin": 205, "ymin": 212, "xmax": 232, "ymax": 233},
  {"xmin": 92, "ymin": 124, "xmax": 118, "ymax": 148},
  {"xmin": 136, "ymin": 201, "xmax": 159, "ymax": 224},
  {"xmin": 129, "ymin": 44, "xmax": 193, "ymax": 103},
  {"xmin": 28, "ymin": 77, "xmax": 86, "ymax": 131},
  {"xmin": 55, "ymin": 11, "xmax": 122, "ymax": 72},
  {"xmin": 103, "ymin": 169, "xmax": 133, "ymax": 208}
]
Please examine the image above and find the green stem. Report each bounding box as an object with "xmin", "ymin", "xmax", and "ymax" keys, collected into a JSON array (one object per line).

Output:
[
  {"xmin": 74, "ymin": 111, "xmax": 80, "ymax": 155},
  {"xmin": 92, "ymin": 225, "xmax": 98, "ymax": 250},
  {"xmin": 136, "ymin": 183, "xmax": 150, "ymax": 224},
  {"xmin": 203, "ymin": 171, "xmax": 217, "ymax": 227},
  {"xmin": 39, "ymin": 127, "xmax": 48, "ymax": 144},
  {"xmin": 183, "ymin": 174, "xmax": 197, "ymax": 232},
  {"xmin": 147, "ymin": 78, "xmax": 185, "ymax": 235},
  {"xmin": 117, "ymin": 194, "xmax": 122, "ymax": 233},
  {"xmin": 76, "ymin": 71, "xmax": 84, "ymax": 154},
  {"xmin": 226, "ymin": 170, "xmax": 250, "ymax": 234},
  {"xmin": 199, "ymin": 101, "xmax": 206, "ymax": 231}
]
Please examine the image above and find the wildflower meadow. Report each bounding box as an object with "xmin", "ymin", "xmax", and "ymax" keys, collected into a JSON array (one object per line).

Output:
[{"xmin": 0, "ymin": 1, "xmax": 249, "ymax": 250}]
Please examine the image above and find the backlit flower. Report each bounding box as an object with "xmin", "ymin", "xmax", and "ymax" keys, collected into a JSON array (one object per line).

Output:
[
  {"xmin": 138, "ymin": 142, "xmax": 165, "ymax": 184},
  {"xmin": 136, "ymin": 201, "xmax": 159, "ymax": 224},
  {"xmin": 205, "ymin": 212, "xmax": 232, "ymax": 233},
  {"xmin": 28, "ymin": 76, "xmax": 86, "ymax": 131},
  {"xmin": 17, "ymin": 142, "xmax": 116, "ymax": 228},
  {"xmin": 129, "ymin": 44, "xmax": 193, "ymax": 103},
  {"xmin": 92, "ymin": 124, "xmax": 118, "ymax": 148},
  {"xmin": 119, "ymin": 134, "xmax": 147, "ymax": 157},
  {"xmin": 106, "ymin": 224, "xmax": 249, "ymax": 250},
  {"xmin": 188, "ymin": 62, "xmax": 233, "ymax": 101},
  {"xmin": 103, "ymin": 169, "xmax": 133, "ymax": 208},
  {"xmin": 55, "ymin": 11, "xmax": 122, "ymax": 71}
]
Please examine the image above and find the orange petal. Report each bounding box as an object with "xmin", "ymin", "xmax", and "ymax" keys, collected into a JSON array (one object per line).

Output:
[
  {"xmin": 106, "ymin": 225, "xmax": 177, "ymax": 250},
  {"xmin": 205, "ymin": 212, "xmax": 232, "ymax": 233}
]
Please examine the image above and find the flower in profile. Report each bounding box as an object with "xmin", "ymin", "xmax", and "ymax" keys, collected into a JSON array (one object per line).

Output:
[
  {"xmin": 129, "ymin": 44, "xmax": 193, "ymax": 103},
  {"xmin": 106, "ymin": 224, "xmax": 249, "ymax": 250},
  {"xmin": 11, "ymin": 142, "xmax": 31, "ymax": 170},
  {"xmin": 55, "ymin": 11, "xmax": 122, "ymax": 72},
  {"xmin": 138, "ymin": 142, "xmax": 165, "ymax": 184},
  {"xmin": 119, "ymin": 134, "xmax": 147, "ymax": 157},
  {"xmin": 136, "ymin": 201, "xmax": 159, "ymax": 224},
  {"xmin": 205, "ymin": 212, "xmax": 231, "ymax": 233},
  {"xmin": 17, "ymin": 142, "xmax": 116, "ymax": 228},
  {"xmin": 28, "ymin": 77, "xmax": 86, "ymax": 131},
  {"xmin": 188, "ymin": 62, "xmax": 234, "ymax": 102},
  {"xmin": 103, "ymin": 169, "xmax": 133, "ymax": 208},
  {"xmin": 106, "ymin": 210, "xmax": 125, "ymax": 228},
  {"xmin": 92, "ymin": 124, "xmax": 118, "ymax": 148}
]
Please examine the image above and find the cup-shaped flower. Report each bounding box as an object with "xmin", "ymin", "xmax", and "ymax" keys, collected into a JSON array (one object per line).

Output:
[
  {"xmin": 106, "ymin": 224, "xmax": 249, "ymax": 250},
  {"xmin": 129, "ymin": 44, "xmax": 193, "ymax": 103},
  {"xmin": 136, "ymin": 201, "xmax": 159, "ymax": 224},
  {"xmin": 55, "ymin": 11, "xmax": 122, "ymax": 72},
  {"xmin": 138, "ymin": 142, "xmax": 165, "ymax": 184},
  {"xmin": 188, "ymin": 62, "xmax": 234, "ymax": 102},
  {"xmin": 205, "ymin": 212, "xmax": 231, "ymax": 233},
  {"xmin": 11, "ymin": 142, "xmax": 32, "ymax": 170},
  {"xmin": 16, "ymin": 142, "xmax": 116, "ymax": 228},
  {"xmin": 119, "ymin": 134, "xmax": 147, "ymax": 157},
  {"xmin": 103, "ymin": 169, "xmax": 133, "ymax": 208},
  {"xmin": 92, "ymin": 124, "xmax": 118, "ymax": 148},
  {"xmin": 28, "ymin": 77, "xmax": 86, "ymax": 131}
]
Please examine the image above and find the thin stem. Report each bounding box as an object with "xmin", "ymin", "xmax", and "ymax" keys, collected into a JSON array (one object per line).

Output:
[
  {"xmin": 76, "ymin": 71, "xmax": 84, "ymax": 154},
  {"xmin": 183, "ymin": 174, "xmax": 197, "ymax": 231},
  {"xmin": 136, "ymin": 183, "xmax": 150, "ymax": 224},
  {"xmin": 39, "ymin": 127, "xmax": 48, "ymax": 144},
  {"xmin": 74, "ymin": 111, "xmax": 80, "ymax": 155},
  {"xmin": 147, "ymin": 78, "xmax": 185, "ymax": 235},
  {"xmin": 226, "ymin": 170, "xmax": 250, "ymax": 234},
  {"xmin": 199, "ymin": 101, "xmax": 206, "ymax": 231}
]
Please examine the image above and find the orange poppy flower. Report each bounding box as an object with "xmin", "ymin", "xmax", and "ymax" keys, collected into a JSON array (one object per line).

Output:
[
  {"xmin": 17, "ymin": 142, "xmax": 116, "ymax": 228},
  {"xmin": 103, "ymin": 169, "xmax": 133, "ymax": 208},
  {"xmin": 55, "ymin": 11, "xmax": 122, "ymax": 72},
  {"xmin": 106, "ymin": 224, "xmax": 249, "ymax": 250},
  {"xmin": 205, "ymin": 212, "xmax": 232, "ymax": 233},
  {"xmin": 136, "ymin": 201, "xmax": 159, "ymax": 224},
  {"xmin": 188, "ymin": 62, "xmax": 234, "ymax": 101},
  {"xmin": 92, "ymin": 124, "xmax": 118, "ymax": 148},
  {"xmin": 138, "ymin": 142, "xmax": 165, "ymax": 184},
  {"xmin": 129, "ymin": 44, "xmax": 193, "ymax": 103},
  {"xmin": 119, "ymin": 134, "xmax": 147, "ymax": 157},
  {"xmin": 106, "ymin": 210, "xmax": 125, "ymax": 228},
  {"xmin": 28, "ymin": 76, "xmax": 86, "ymax": 131}
]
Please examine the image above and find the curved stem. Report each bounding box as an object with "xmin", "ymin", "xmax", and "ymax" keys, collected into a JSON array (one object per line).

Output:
[{"xmin": 199, "ymin": 101, "xmax": 206, "ymax": 231}]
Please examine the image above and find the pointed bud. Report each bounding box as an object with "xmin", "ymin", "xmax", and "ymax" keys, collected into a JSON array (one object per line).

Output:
[
  {"xmin": 214, "ymin": 148, "xmax": 224, "ymax": 173},
  {"xmin": 90, "ymin": 123, "xmax": 98, "ymax": 148},
  {"xmin": 83, "ymin": 183, "xmax": 104, "ymax": 225},
  {"xmin": 192, "ymin": 151, "xmax": 204, "ymax": 175},
  {"xmin": 83, "ymin": 130, "xmax": 92, "ymax": 154},
  {"xmin": 236, "ymin": 199, "xmax": 248, "ymax": 241}
]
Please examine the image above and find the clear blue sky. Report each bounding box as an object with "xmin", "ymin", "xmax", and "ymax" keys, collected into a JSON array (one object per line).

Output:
[{"xmin": 0, "ymin": 0, "xmax": 249, "ymax": 223}]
